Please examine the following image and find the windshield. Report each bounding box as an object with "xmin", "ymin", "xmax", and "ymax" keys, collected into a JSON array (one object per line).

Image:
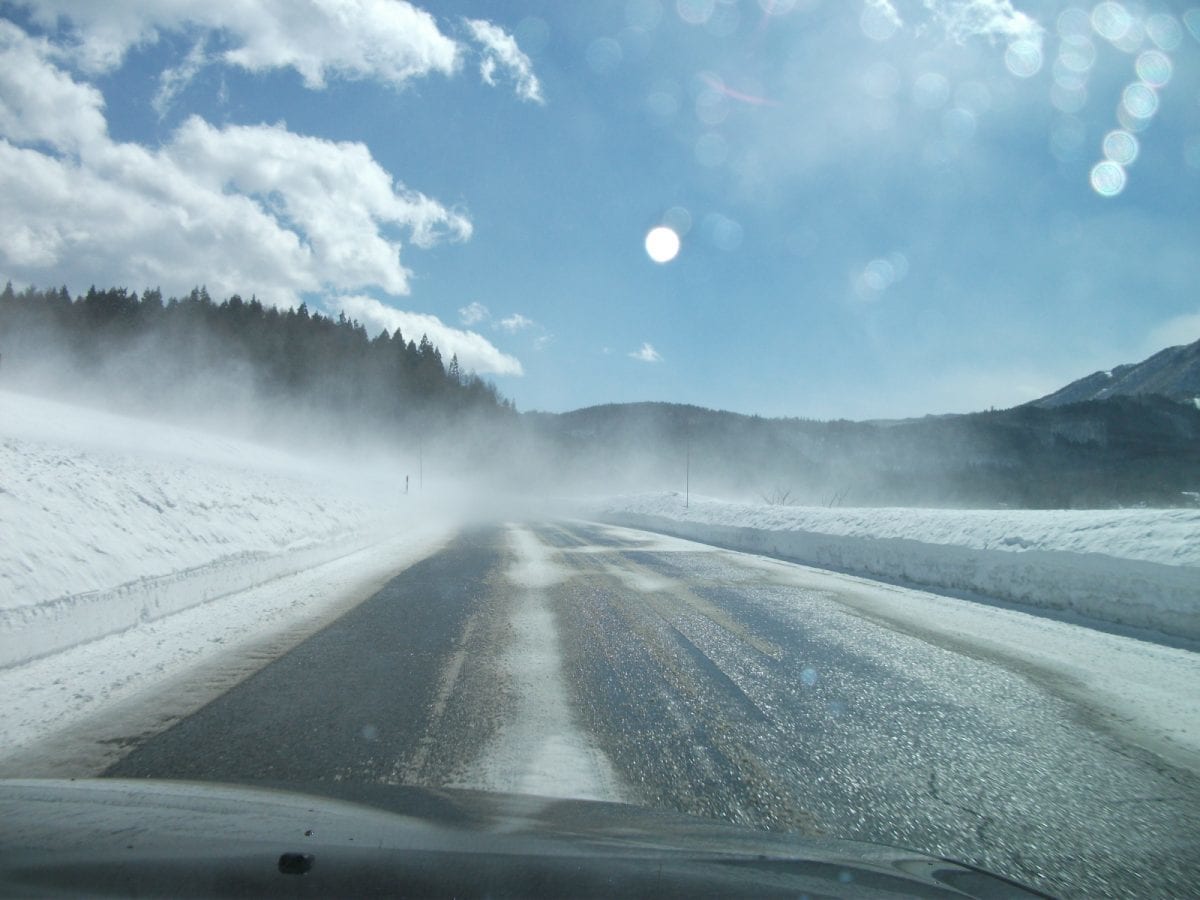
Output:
[{"xmin": 1, "ymin": 2, "xmax": 1198, "ymax": 898}]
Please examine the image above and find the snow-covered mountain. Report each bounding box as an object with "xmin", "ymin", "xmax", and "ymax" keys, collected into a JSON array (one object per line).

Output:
[{"xmin": 1032, "ymin": 338, "xmax": 1200, "ymax": 409}]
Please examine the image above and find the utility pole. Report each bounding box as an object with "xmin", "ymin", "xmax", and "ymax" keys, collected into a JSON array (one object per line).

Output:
[{"xmin": 418, "ymin": 434, "xmax": 424, "ymax": 491}]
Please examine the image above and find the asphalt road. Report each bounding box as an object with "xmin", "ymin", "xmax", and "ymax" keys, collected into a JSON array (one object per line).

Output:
[{"xmin": 106, "ymin": 521, "xmax": 1200, "ymax": 898}]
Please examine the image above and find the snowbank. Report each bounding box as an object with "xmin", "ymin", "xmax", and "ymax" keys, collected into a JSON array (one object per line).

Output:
[
  {"xmin": 0, "ymin": 390, "xmax": 415, "ymax": 668},
  {"xmin": 594, "ymin": 494, "xmax": 1200, "ymax": 643}
]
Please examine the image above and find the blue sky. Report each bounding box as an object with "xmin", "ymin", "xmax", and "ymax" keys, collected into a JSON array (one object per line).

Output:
[{"xmin": 1, "ymin": 1, "xmax": 1198, "ymax": 419}]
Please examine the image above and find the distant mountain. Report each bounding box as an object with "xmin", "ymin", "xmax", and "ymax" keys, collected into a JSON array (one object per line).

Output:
[{"xmin": 1031, "ymin": 338, "xmax": 1200, "ymax": 408}]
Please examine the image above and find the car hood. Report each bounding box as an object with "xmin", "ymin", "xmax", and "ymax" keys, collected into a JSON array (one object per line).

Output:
[{"xmin": 0, "ymin": 778, "xmax": 1049, "ymax": 898}]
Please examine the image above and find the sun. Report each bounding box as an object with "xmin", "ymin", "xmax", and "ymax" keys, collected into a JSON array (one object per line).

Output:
[{"xmin": 644, "ymin": 226, "xmax": 681, "ymax": 264}]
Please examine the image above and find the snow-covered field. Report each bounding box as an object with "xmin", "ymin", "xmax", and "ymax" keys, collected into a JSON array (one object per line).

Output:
[
  {"xmin": 0, "ymin": 390, "xmax": 437, "ymax": 667},
  {"xmin": 594, "ymin": 493, "xmax": 1200, "ymax": 644}
]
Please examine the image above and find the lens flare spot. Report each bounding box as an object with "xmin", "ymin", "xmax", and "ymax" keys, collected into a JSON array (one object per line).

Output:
[
  {"xmin": 676, "ymin": 0, "xmax": 715, "ymax": 26},
  {"xmin": 1092, "ymin": 2, "xmax": 1132, "ymax": 43},
  {"xmin": 1185, "ymin": 10, "xmax": 1200, "ymax": 44},
  {"xmin": 1135, "ymin": 50, "xmax": 1173, "ymax": 87},
  {"xmin": 1058, "ymin": 34, "xmax": 1097, "ymax": 73},
  {"xmin": 663, "ymin": 206, "xmax": 693, "ymax": 235},
  {"xmin": 861, "ymin": 2, "xmax": 900, "ymax": 41},
  {"xmin": 1146, "ymin": 13, "xmax": 1182, "ymax": 51},
  {"xmin": 913, "ymin": 72, "xmax": 951, "ymax": 109},
  {"xmin": 1090, "ymin": 160, "xmax": 1127, "ymax": 196},
  {"xmin": 703, "ymin": 213, "xmax": 743, "ymax": 252},
  {"xmin": 1121, "ymin": 81, "xmax": 1159, "ymax": 119},
  {"xmin": 759, "ymin": 0, "xmax": 799, "ymax": 15},
  {"xmin": 1005, "ymin": 39, "xmax": 1043, "ymax": 77},
  {"xmin": 1051, "ymin": 82, "xmax": 1088, "ymax": 114},
  {"xmin": 645, "ymin": 226, "xmax": 681, "ymax": 263},
  {"xmin": 1103, "ymin": 129, "xmax": 1139, "ymax": 165},
  {"xmin": 955, "ymin": 81, "xmax": 991, "ymax": 115},
  {"xmin": 1058, "ymin": 7, "xmax": 1092, "ymax": 38},
  {"xmin": 705, "ymin": 2, "xmax": 740, "ymax": 37},
  {"xmin": 585, "ymin": 37, "xmax": 622, "ymax": 74}
]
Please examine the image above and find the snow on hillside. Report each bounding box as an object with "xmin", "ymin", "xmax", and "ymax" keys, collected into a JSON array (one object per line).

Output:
[
  {"xmin": 596, "ymin": 494, "xmax": 1200, "ymax": 643},
  {"xmin": 0, "ymin": 389, "xmax": 420, "ymax": 667}
]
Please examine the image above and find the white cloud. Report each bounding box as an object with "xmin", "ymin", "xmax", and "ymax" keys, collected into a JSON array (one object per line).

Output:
[
  {"xmin": 464, "ymin": 18, "xmax": 543, "ymax": 104},
  {"xmin": 629, "ymin": 342, "xmax": 663, "ymax": 363},
  {"xmin": 336, "ymin": 295, "xmax": 523, "ymax": 376},
  {"xmin": 0, "ymin": 29, "xmax": 469, "ymax": 305},
  {"xmin": 458, "ymin": 301, "xmax": 490, "ymax": 325},
  {"xmin": 21, "ymin": 0, "xmax": 462, "ymax": 86},
  {"xmin": 17, "ymin": 1, "xmax": 544, "ymax": 104},
  {"xmin": 152, "ymin": 35, "xmax": 208, "ymax": 117},
  {"xmin": 497, "ymin": 313, "xmax": 534, "ymax": 332},
  {"xmin": 915, "ymin": 0, "xmax": 1043, "ymax": 44},
  {"xmin": 0, "ymin": 21, "xmax": 108, "ymax": 152}
]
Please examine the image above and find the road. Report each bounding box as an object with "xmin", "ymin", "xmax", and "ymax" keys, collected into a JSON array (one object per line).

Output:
[{"xmin": 105, "ymin": 521, "xmax": 1200, "ymax": 898}]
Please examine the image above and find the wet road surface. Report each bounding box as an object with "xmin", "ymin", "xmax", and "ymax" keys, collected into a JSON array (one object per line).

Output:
[{"xmin": 106, "ymin": 521, "xmax": 1200, "ymax": 898}]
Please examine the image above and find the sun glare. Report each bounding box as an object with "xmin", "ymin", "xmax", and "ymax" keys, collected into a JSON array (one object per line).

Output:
[{"xmin": 644, "ymin": 226, "xmax": 681, "ymax": 263}]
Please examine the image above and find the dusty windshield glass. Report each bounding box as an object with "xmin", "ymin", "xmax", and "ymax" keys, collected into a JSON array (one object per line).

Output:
[{"xmin": 1, "ymin": 2, "xmax": 1198, "ymax": 899}]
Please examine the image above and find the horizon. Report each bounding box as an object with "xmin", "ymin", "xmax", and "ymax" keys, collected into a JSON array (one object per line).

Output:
[{"xmin": 1, "ymin": 1, "xmax": 1198, "ymax": 421}]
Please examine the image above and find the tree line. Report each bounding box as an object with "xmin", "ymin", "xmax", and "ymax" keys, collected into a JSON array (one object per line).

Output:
[{"xmin": 0, "ymin": 282, "xmax": 514, "ymax": 440}]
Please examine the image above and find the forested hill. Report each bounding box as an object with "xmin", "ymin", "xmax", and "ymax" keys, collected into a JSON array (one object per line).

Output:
[
  {"xmin": 525, "ymin": 397, "xmax": 1200, "ymax": 508},
  {"xmin": 0, "ymin": 283, "xmax": 513, "ymax": 442}
]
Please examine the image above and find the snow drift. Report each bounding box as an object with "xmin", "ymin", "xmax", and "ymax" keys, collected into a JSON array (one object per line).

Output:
[
  {"xmin": 595, "ymin": 494, "xmax": 1200, "ymax": 644},
  {"xmin": 0, "ymin": 390, "xmax": 414, "ymax": 669}
]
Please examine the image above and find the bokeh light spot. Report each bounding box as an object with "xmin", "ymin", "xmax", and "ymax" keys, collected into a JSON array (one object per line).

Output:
[
  {"xmin": 1050, "ymin": 82, "xmax": 1088, "ymax": 114},
  {"xmin": 1135, "ymin": 50, "xmax": 1173, "ymax": 87},
  {"xmin": 1092, "ymin": 2, "xmax": 1132, "ymax": 43},
  {"xmin": 626, "ymin": 0, "xmax": 664, "ymax": 31},
  {"xmin": 705, "ymin": 2, "xmax": 741, "ymax": 37},
  {"xmin": 585, "ymin": 37, "xmax": 622, "ymax": 75},
  {"xmin": 1058, "ymin": 34, "xmax": 1097, "ymax": 73},
  {"xmin": 1005, "ymin": 39, "xmax": 1043, "ymax": 77},
  {"xmin": 913, "ymin": 72, "xmax": 951, "ymax": 109},
  {"xmin": 1185, "ymin": 10, "xmax": 1200, "ymax": 44},
  {"xmin": 862, "ymin": 61, "xmax": 901, "ymax": 99},
  {"xmin": 1146, "ymin": 14, "xmax": 1182, "ymax": 51},
  {"xmin": 676, "ymin": 0, "xmax": 715, "ymax": 26},
  {"xmin": 1090, "ymin": 160, "xmax": 1127, "ymax": 196},
  {"xmin": 663, "ymin": 206, "xmax": 693, "ymax": 236},
  {"xmin": 1121, "ymin": 81, "xmax": 1159, "ymax": 120},
  {"xmin": 861, "ymin": 2, "xmax": 900, "ymax": 42},
  {"xmin": 759, "ymin": 0, "xmax": 799, "ymax": 15},
  {"xmin": 1102, "ymin": 129, "xmax": 1139, "ymax": 165},
  {"xmin": 703, "ymin": 213, "xmax": 743, "ymax": 252},
  {"xmin": 955, "ymin": 81, "xmax": 991, "ymax": 115},
  {"xmin": 695, "ymin": 89, "xmax": 729, "ymax": 125},
  {"xmin": 645, "ymin": 226, "xmax": 681, "ymax": 263},
  {"xmin": 1058, "ymin": 7, "xmax": 1092, "ymax": 38},
  {"xmin": 645, "ymin": 83, "xmax": 681, "ymax": 121}
]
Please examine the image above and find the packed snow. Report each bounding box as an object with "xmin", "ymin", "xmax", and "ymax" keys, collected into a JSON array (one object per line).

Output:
[
  {"xmin": 595, "ymin": 493, "xmax": 1200, "ymax": 644},
  {"xmin": 450, "ymin": 525, "xmax": 626, "ymax": 801}
]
